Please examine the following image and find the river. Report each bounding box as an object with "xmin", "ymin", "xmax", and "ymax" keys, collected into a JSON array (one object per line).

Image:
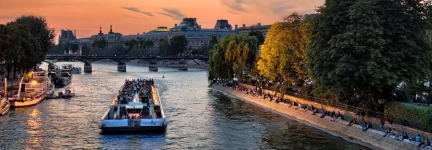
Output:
[{"xmin": 0, "ymin": 62, "xmax": 369, "ymax": 149}]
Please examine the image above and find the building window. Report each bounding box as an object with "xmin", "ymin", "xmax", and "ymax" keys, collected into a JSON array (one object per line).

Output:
[{"xmin": 200, "ymin": 40, "xmax": 204, "ymax": 45}]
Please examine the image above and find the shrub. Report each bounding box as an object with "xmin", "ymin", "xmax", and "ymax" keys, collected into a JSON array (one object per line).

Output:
[
  {"xmin": 384, "ymin": 102, "xmax": 432, "ymax": 132},
  {"xmin": 272, "ymin": 84, "xmax": 281, "ymax": 92},
  {"xmin": 278, "ymin": 85, "xmax": 288, "ymax": 93}
]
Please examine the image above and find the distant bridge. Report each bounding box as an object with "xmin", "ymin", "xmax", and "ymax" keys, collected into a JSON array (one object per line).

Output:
[{"xmin": 44, "ymin": 55, "xmax": 209, "ymax": 73}]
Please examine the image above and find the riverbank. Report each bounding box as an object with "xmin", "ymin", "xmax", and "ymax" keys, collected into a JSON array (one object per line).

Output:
[{"xmin": 211, "ymin": 84, "xmax": 431, "ymax": 150}]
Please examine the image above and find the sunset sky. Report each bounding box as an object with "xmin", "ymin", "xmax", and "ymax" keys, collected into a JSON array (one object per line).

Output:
[{"xmin": 0, "ymin": 0, "xmax": 324, "ymax": 41}]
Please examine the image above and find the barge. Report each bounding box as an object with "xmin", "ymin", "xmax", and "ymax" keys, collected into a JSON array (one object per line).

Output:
[{"xmin": 100, "ymin": 78, "xmax": 167, "ymax": 133}]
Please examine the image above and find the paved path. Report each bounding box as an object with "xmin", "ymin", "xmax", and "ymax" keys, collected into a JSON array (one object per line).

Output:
[{"xmin": 212, "ymin": 84, "xmax": 431, "ymax": 150}]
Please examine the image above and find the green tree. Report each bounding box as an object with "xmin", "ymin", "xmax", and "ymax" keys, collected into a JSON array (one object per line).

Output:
[
  {"xmin": 307, "ymin": 0, "xmax": 432, "ymax": 108},
  {"xmin": 92, "ymin": 39, "xmax": 107, "ymax": 49},
  {"xmin": 14, "ymin": 15, "xmax": 55, "ymax": 63},
  {"xmin": 169, "ymin": 35, "xmax": 188, "ymax": 56},
  {"xmin": 2, "ymin": 24, "xmax": 25, "ymax": 79},
  {"xmin": 248, "ymin": 31, "xmax": 265, "ymax": 46},
  {"xmin": 70, "ymin": 43, "xmax": 79, "ymax": 53},
  {"xmin": 208, "ymin": 34, "xmax": 258, "ymax": 81},
  {"xmin": 158, "ymin": 39, "xmax": 170, "ymax": 56},
  {"xmin": 81, "ymin": 45, "xmax": 90, "ymax": 56},
  {"xmin": 258, "ymin": 13, "xmax": 311, "ymax": 87}
]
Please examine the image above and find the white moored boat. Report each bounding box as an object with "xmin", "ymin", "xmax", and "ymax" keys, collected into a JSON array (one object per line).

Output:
[
  {"xmin": 149, "ymin": 62, "xmax": 158, "ymax": 72},
  {"xmin": 100, "ymin": 78, "xmax": 167, "ymax": 133},
  {"xmin": 0, "ymin": 78, "xmax": 10, "ymax": 117},
  {"xmin": 8, "ymin": 71, "xmax": 54, "ymax": 107}
]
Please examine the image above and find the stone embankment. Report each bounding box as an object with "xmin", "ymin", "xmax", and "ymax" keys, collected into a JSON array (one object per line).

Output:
[{"xmin": 211, "ymin": 84, "xmax": 431, "ymax": 150}]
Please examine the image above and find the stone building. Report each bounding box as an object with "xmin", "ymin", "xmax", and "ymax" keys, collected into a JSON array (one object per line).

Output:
[
  {"xmin": 139, "ymin": 26, "xmax": 170, "ymax": 48},
  {"xmin": 237, "ymin": 23, "xmax": 271, "ymax": 38},
  {"xmin": 167, "ymin": 18, "xmax": 238, "ymax": 49},
  {"xmin": 58, "ymin": 29, "xmax": 76, "ymax": 44}
]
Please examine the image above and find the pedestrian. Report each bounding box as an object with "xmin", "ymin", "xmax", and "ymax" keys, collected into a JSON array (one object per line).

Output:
[
  {"xmin": 388, "ymin": 119, "xmax": 393, "ymax": 128},
  {"xmin": 380, "ymin": 118, "xmax": 385, "ymax": 130},
  {"xmin": 356, "ymin": 109, "xmax": 360, "ymax": 121}
]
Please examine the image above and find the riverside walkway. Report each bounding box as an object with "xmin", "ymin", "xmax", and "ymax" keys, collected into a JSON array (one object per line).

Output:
[{"xmin": 211, "ymin": 84, "xmax": 432, "ymax": 150}]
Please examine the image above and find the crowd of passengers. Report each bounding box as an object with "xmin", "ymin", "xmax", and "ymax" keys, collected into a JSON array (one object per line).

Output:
[
  {"xmin": 118, "ymin": 78, "xmax": 153, "ymax": 104},
  {"xmin": 116, "ymin": 78, "xmax": 154, "ymax": 120},
  {"xmin": 218, "ymin": 81, "xmax": 432, "ymax": 149}
]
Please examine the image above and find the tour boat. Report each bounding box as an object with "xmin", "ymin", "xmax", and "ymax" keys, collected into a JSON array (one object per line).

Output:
[
  {"xmin": 59, "ymin": 87, "xmax": 75, "ymax": 99},
  {"xmin": 149, "ymin": 62, "xmax": 158, "ymax": 72},
  {"xmin": 100, "ymin": 78, "xmax": 167, "ymax": 133},
  {"xmin": 178, "ymin": 62, "xmax": 187, "ymax": 71},
  {"xmin": 8, "ymin": 71, "xmax": 53, "ymax": 107},
  {"xmin": 56, "ymin": 64, "xmax": 72, "ymax": 87},
  {"xmin": 178, "ymin": 65, "xmax": 188, "ymax": 71},
  {"xmin": 71, "ymin": 67, "xmax": 82, "ymax": 74}
]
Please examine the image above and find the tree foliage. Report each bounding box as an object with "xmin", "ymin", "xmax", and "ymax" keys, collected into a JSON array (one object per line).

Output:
[
  {"xmin": 307, "ymin": 0, "xmax": 432, "ymax": 108},
  {"xmin": 169, "ymin": 35, "xmax": 188, "ymax": 55},
  {"xmin": 248, "ymin": 31, "xmax": 265, "ymax": 46},
  {"xmin": 208, "ymin": 34, "xmax": 258, "ymax": 81},
  {"xmin": 0, "ymin": 15, "xmax": 55, "ymax": 79},
  {"xmin": 258, "ymin": 13, "xmax": 311, "ymax": 87},
  {"xmin": 92, "ymin": 39, "xmax": 107, "ymax": 49}
]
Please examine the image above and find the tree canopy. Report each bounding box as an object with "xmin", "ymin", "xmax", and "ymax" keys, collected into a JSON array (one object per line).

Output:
[
  {"xmin": 208, "ymin": 34, "xmax": 258, "ymax": 81},
  {"xmin": 257, "ymin": 13, "xmax": 311, "ymax": 87},
  {"xmin": 169, "ymin": 35, "xmax": 188, "ymax": 56},
  {"xmin": 0, "ymin": 15, "xmax": 55, "ymax": 79},
  {"xmin": 307, "ymin": 0, "xmax": 432, "ymax": 107},
  {"xmin": 92, "ymin": 39, "xmax": 107, "ymax": 49},
  {"xmin": 248, "ymin": 31, "xmax": 265, "ymax": 46}
]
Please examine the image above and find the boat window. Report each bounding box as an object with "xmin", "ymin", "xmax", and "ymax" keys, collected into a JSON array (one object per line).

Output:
[{"xmin": 126, "ymin": 109, "xmax": 141, "ymax": 114}]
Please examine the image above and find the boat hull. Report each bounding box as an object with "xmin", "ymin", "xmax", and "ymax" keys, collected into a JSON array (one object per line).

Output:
[
  {"xmin": 9, "ymin": 96, "xmax": 45, "ymax": 107},
  {"xmin": 56, "ymin": 78, "xmax": 71, "ymax": 87},
  {"xmin": 100, "ymin": 125, "xmax": 167, "ymax": 133},
  {"xmin": 71, "ymin": 68, "xmax": 82, "ymax": 74},
  {"xmin": 61, "ymin": 94, "xmax": 75, "ymax": 99},
  {"xmin": 0, "ymin": 102, "xmax": 10, "ymax": 117}
]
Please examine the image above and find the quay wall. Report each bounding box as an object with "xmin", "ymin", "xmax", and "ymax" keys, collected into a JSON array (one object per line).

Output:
[
  {"xmin": 237, "ymin": 83, "xmax": 432, "ymax": 139},
  {"xmin": 211, "ymin": 84, "xmax": 431, "ymax": 150}
]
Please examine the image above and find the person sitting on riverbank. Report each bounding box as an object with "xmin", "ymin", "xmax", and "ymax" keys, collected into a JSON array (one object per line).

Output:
[
  {"xmin": 398, "ymin": 132, "xmax": 409, "ymax": 141},
  {"xmin": 393, "ymin": 129, "xmax": 401, "ymax": 140},
  {"xmin": 419, "ymin": 139, "xmax": 431, "ymax": 148},
  {"xmin": 409, "ymin": 134, "xmax": 422, "ymax": 142},
  {"xmin": 312, "ymin": 109, "xmax": 319, "ymax": 115},
  {"xmin": 362, "ymin": 122, "xmax": 371, "ymax": 131},
  {"xmin": 383, "ymin": 128, "xmax": 392, "ymax": 138},
  {"xmin": 331, "ymin": 112, "xmax": 343, "ymax": 122},
  {"xmin": 320, "ymin": 112, "xmax": 326, "ymax": 118},
  {"xmin": 347, "ymin": 119, "xmax": 357, "ymax": 126}
]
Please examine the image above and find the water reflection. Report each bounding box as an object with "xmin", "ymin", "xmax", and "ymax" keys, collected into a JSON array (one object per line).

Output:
[
  {"xmin": 25, "ymin": 108, "xmax": 43, "ymax": 149},
  {"xmin": 0, "ymin": 62, "xmax": 369, "ymax": 149}
]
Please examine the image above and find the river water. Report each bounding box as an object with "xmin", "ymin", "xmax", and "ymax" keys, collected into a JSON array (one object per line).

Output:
[{"xmin": 0, "ymin": 62, "xmax": 369, "ymax": 150}]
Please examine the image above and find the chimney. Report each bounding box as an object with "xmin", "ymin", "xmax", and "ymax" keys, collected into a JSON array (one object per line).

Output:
[
  {"xmin": 137, "ymin": 33, "xmax": 140, "ymax": 37},
  {"xmin": 175, "ymin": 24, "xmax": 177, "ymax": 27},
  {"xmin": 199, "ymin": 25, "xmax": 201, "ymax": 28},
  {"xmin": 235, "ymin": 24, "xmax": 238, "ymax": 29},
  {"xmin": 243, "ymin": 24, "xmax": 246, "ymax": 28},
  {"xmin": 257, "ymin": 23, "xmax": 261, "ymax": 26},
  {"xmin": 143, "ymin": 32, "xmax": 146, "ymax": 34},
  {"xmin": 74, "ymin": 30, "xmax": 76, "ymax": 36}
]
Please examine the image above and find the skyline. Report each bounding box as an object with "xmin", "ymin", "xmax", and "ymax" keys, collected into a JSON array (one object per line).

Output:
[{"xmin": 0, "ymin": 0, "xmax": 324, "ymax": 41}]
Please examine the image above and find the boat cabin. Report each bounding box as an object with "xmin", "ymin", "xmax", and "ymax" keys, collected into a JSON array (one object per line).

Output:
[{"xmin": 62, "ymin": 64, "xmax": 73, "ymax": 70}]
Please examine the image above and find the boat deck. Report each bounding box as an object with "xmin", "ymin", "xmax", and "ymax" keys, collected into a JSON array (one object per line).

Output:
[{"xmin": 100, "ymin": 79, "xmax": 166, "ymax": 132}]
